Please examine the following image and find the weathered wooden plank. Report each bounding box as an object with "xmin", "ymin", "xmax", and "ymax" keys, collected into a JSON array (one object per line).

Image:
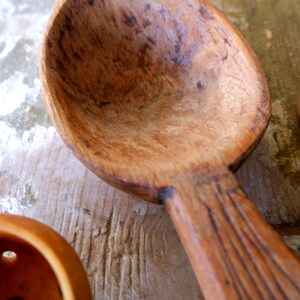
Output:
[{"xmin": 0, "ymin": 125, "xmax": 202, "ymax": 299}]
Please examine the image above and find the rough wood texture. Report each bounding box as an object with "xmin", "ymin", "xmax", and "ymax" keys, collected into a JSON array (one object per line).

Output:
[
  {"xmin": 0, "ymin": 126, "xmax": 201, "ymax": 299},
  {"xmin": 1, "ymin": 0, "xmax": 300, "ymax": 299}
]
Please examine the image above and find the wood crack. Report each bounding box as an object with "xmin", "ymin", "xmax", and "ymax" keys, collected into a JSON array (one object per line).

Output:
[
  {"xmin": 213, "ymin": 181, "xmax": 277, "ymax": 299},
  {"xmin": 205, "ymin": 203, "xmax": 245, "ymax": 300},
  {"xmin": 227, "ymin": 189, "xmax": 300, "ymax": 294}
]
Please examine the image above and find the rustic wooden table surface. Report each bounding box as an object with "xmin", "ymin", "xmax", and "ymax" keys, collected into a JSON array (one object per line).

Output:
[{"xmin": 0, "ymin": 0, "xmax": 300, "ymax": 299}]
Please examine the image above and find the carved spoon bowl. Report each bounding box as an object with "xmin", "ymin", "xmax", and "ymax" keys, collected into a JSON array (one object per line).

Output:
[{"xmin": 40, "ymin": 0, "xmax": 300, "ymax": 298}]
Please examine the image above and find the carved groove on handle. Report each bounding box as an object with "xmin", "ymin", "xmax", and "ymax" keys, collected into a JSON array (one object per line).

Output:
[
  {"xmin": 166, "ymin": 165, "xmax": 300, "ymax": 300},
  {"xmin": 226, "ymin": 188, "xmax": 299, "ymax": 293}
]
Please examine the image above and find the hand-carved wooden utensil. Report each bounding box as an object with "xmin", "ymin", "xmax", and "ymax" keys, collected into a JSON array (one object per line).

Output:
[{"xmin": 40, "ymin": 0, "xmax": 300, "ymax": 298}]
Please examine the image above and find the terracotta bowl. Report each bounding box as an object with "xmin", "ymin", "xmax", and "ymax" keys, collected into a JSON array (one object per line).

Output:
[{"xmin": 0, "ymin": 214, "xmax": 91, "ymax": 300}]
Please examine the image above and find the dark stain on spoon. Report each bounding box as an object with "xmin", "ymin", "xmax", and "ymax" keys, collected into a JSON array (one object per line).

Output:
[
  {"xmin": 87, "ymin": 0, "xmax": 94, "ymax": 6},
  {"xmin": 157, "ymin": 186, "xmax": 175, "ymax": 205},
  {"xmin": 122, "ymin": 11, "xmax": 137, "ymax": 28},
  {"xmin": 197, "ymin": 81, "xmax": 204, "ymax": 91},
  {"xmin": 199, "ymin": 4, "xmax": 215, "ymax": 20}
]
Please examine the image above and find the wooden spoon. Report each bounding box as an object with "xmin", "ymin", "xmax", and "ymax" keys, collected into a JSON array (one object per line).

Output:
[{"xmin": 40, "ymin": 0, "xmax": 300, "ymax": 298}]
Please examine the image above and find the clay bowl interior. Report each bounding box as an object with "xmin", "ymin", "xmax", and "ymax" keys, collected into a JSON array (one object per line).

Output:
[
  {"xmin": 0, "ymin": 234, "xmax": 62, "ymax": 300},
  {"xmin": 41, "ymin": 0, "xmax": 269, "ymax": 197},
  {"xmin": 0, "ymin": 214, "xmax": 91, "ymax": 300}
]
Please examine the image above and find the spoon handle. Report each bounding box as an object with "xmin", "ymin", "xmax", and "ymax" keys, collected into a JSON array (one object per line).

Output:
[{"xmin": 166, "ymin": 165, "xmax": 300, "ymax": 300}]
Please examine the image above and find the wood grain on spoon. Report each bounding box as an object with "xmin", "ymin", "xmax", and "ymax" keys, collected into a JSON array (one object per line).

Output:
[{"xmin": 40, "ymin": 0, "xmax": 300, "ymax": 299}]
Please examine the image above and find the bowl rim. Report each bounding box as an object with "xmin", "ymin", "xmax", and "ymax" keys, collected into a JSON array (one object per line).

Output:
[{"xmin": 39, "ymin": 0, "xmax": 270, "ymax": 200}]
